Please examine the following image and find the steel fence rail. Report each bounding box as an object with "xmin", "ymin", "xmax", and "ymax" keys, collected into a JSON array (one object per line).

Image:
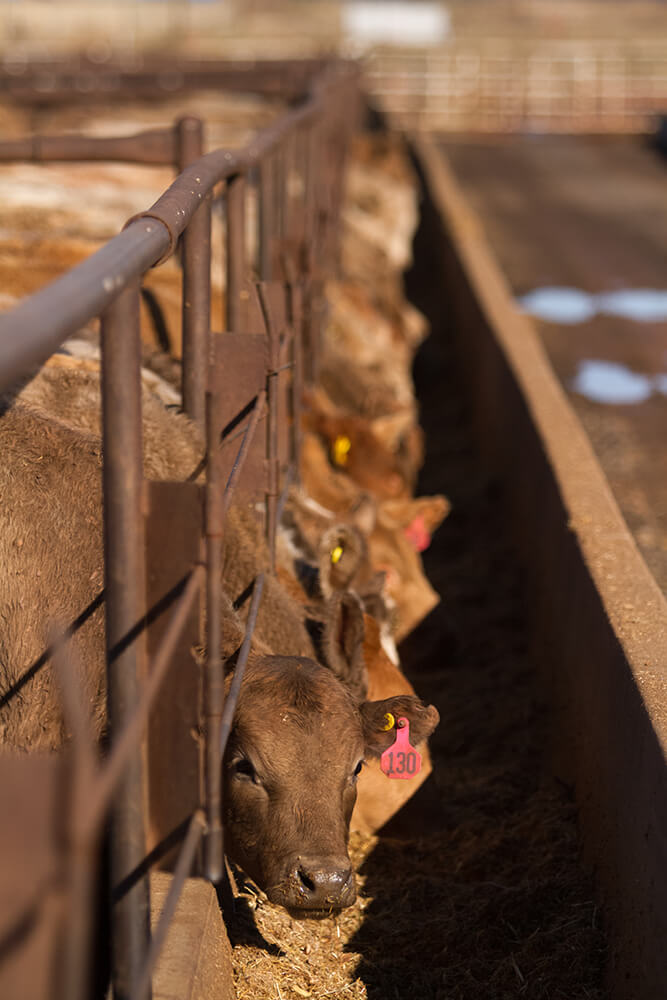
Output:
[
  {"xmin": 0, "ymin": 219, "xmax": 170, "ymax": 394},
  {"xmin": 0, "ymin": 127, "xmax": 178, "ymax": 164},
  {"xmin": 0, "ymin": 63, "xmax": 351, "ymax": 400},
  {"xmin": 0, "ymin": 58, "xmax": 327, "ymax": 104},
  {"xmin": 219, "ymin": 573, "xmax": 266, "ymax": 759},
  {"xmin": 101, "ymin": 278, "xmax": 152, "ymax": 999}
]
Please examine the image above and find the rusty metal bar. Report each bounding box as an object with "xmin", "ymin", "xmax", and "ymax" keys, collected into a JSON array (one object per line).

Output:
[
  {"xmin": 219, "ymin": 573, "xmax": 265, "ymax": 758},
  {"xmin": 225, "ymin": 172, "xmax": 247, "ymax": 333},
  {"xmin": 0, "ymin": 218, "xmax": 169, "ymax": 394},
  {"xmin": 325, "ymin": 84, "xmax": 354, "ymax": 279},
  {"xmin": 284, "ymin": 271, "xmax": 303, "ymax": 476},
  {"xmin": 52, "ymin": 641, "xmax": 98, "ymax": 1000},
  {"xmin": 304, "ymin": 120, "xmax": 320, "ymax": 276},
  {"xmin": 318, "ymin": 112, "xmax": 335, "ymax": 275},
  {"xmin": 82, "ymin": 567, "xmax": 205, "ymax": 842},
  {"xmin": 131, "ymin": 810, "xmax": 206, "ymax": 1000},
  {"xmin": 202, "ymin": 383, "xmax": 266, "ymax": 883},
  {"xmin": 204, "ymin": 390, "xmax": 224, "ymax": 884},
  {"xmin": 0, "ymin": 68, "xmax": 357, "ymax": 395},
  {"xmin": 101, "ymin": 280, "xmax": 151, "ymax": 1000},
  {"xmin": 178, "ymin": 117, "xmax": 211, "ymax": 431},
  {"xmin": 301, "ymin": 121, "xmax": 319, "ymax": 384},
  {"xmin": 0, "ymin": 59, "xmax": 323, "ymax": 105},
  {"xmin": 259, "ymin": 154, "xmax": 275, "ymax": 281},
  {"xmin": 290, "ymin": 127, "xmax": 306, "ymax": 253},
  {"xmin": 281, "ymin": 132, "xmax": 296, "ymax": 247},
  {"xmin": 257, "ymin": 283, "xmax": 281, "ymax": 573},
  {"xmin": 274, "ymin": 143, "xmax": 286, "ymax": 242},
  {"xmin": 0, "ymin": 127, "xmax": 177, "ymax": 165},
  {"xmin": 134, "ymin": 92, "xmax": 323, "ymax": 265}
]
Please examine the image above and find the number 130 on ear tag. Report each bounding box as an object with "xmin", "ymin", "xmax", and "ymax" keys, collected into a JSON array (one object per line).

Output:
[{"xmin": 381, "ymin": 717, "xmax": 422, "ymax": 780}]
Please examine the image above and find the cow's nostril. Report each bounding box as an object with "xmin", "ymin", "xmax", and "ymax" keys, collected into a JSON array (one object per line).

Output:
[{"xmin": 297, "ymin": 868, "xmax": 316, "ymax": 894}]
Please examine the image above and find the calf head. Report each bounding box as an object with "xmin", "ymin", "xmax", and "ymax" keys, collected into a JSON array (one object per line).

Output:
[
  {"xmin": 223, "ymin": 654, "xmax": 438, "ymax": 913},
  {"xmin": 319, "ymin": 414, "xmax": 408, "ymax": 500}
]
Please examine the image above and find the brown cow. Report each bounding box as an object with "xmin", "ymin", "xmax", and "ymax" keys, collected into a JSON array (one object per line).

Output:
[
  {"xmin": 287, "ymin": 462, "xmax": 449, "ymax": 642},
  {"xmin": 223, "ymin": 652, "xmax": 437, "ymax": 909},
  {"xmin": 17, "ymin": 363, "xmax": 317, "ymax": 660},
  {"xmin": 0, "ymin": 373, "xmax": 439, "ymax": 911},
  {"xmin": 302, "ymin": 385, "xmax": 420, "ymax": 500}
]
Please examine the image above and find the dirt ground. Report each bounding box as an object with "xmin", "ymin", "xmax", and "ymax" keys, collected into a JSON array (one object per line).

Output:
[{"xmin": 225, "ymin": 163, "xmax": 608, "ymax": 999}]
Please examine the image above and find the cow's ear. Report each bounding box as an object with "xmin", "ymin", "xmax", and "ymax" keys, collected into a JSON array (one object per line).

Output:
[
  {"xmin": 360, "ymin": 696, "xmax": 439, "ymax": 759},
  {"xmin": 317, "ymin": 524, "xmax": 368, "ymax": 597},
  {"xmin": 321, "ymin": 592, "xmax": 368, "ymax": 700}
]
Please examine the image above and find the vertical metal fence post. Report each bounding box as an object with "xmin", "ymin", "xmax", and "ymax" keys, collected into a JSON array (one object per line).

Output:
[
  {"xmin": 204, "ymin": 391, "xmax": 224, "ymax": 883},
  {"xmin": 274, "ymin": 142, "xmax": 285, "ymax": 243},
  {"xmin": 178, "ymin": 116, "xmax": 211, "ymax": 431},
  {"xmin": 321, "ymin": 106, "xmax": 337, "ymax": 276},
  {"xmin": 55, "ymin": 645, "xmax": 97, "ymax": 1000},
  {"xmin": 258, "ymin": 284, "xmax": 280, "ymax": 573},
  {"xmin": 303, "ymin": 120, "xmax": 321, "ymax": 382},
  {"xmin": 101, "ymin": 280, "xmax": 151, "ymax": 1000},
  {"xmin": 259, "ymin": 154, "xmax": 275, "ymax": 281},
  {"xmin": 304, "ymin": 123, "xmax": 318, "ymax": 281},
  {"xmin": 283, "ymin": 132, "xmax": 296, "ymax": 249},
  {"xmin": 286, "ymin": 269, "xmax": 303, "ymax": 482},
  {"xmin": 226, "ymin": 172, "xmax": 246, "ymax": 333},
  {"xmin": 327, "ymin": 93, "xmax": 346, "ymax": 278}
]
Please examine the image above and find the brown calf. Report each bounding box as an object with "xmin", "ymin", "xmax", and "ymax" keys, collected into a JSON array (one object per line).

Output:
[{"xmin": 0, "ymin": 375, "xmax": 439, "ymax": 910}]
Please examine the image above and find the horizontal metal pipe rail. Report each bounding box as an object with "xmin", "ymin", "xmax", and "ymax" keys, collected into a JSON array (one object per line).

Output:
[
  {"xmin": 0, "ymin": 63, "xmax": 355, "ymax": 393},
  {"xmin": 0, "ymin": 127, "xmax": 179, "ymax": 164},
  {"xmin": 0, "ymin": 219, "xmax": 170, "ymax": 393},
  {"xmin": 0, "ymin": 57, "xmax": 327, "ymax": 105},
  {"xmin": 0, "ymin": 57, "xmax": 361, "ymax": 1000}
]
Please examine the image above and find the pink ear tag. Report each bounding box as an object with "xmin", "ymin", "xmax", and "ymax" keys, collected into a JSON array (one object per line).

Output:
[
  {"xmin": 404, "ymin": 513, "xmax": 431, "ymax": 553},
  {"xmin": 380, "ymin": 717, "xmax": 422, "ymax": 780}
]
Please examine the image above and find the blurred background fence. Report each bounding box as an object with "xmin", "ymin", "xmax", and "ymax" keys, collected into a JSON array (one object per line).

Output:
[{"xmin": 2, "ymin": 2, "xmax": 666, "ymax": 132}]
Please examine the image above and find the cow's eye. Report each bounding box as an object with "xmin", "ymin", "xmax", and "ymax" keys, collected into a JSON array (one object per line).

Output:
[
  {"xmin": 353, "ymin": 760, "xmax": 364, "ymax": 778},
  {"xmin": 233, "ymin": 757, "xmax": 258, "ymax": 783}
]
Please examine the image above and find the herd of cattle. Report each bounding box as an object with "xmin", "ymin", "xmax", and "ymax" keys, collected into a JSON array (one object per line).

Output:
[{"xmin": 0, "ymin": 116, "xmax": 446, "ymax": 914}]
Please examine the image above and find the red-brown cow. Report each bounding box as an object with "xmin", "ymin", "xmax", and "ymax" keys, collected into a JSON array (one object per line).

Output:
[{"xmin": 0, "ymin": 377, "xmax": 439, "ymax": 911}]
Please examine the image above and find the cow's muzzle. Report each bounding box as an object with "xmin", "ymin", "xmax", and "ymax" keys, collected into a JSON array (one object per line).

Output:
[{"xmin": 268, "ymin": 856, "xmax": 356, "ymax": 911}]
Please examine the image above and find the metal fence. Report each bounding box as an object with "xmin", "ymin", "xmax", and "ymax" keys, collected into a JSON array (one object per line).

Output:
[
  {"xmin": 366, "ymin": 40, "xmax": 667, "ymax": 133},
  {"xmin": 0, "ymin": 57, "xmax": 362, "ymax": 1000}
]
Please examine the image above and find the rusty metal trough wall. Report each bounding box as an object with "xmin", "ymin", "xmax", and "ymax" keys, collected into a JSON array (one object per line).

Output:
[
  {"xmin": 0, "ymin": 59, "xmax": 362, "ymax": 1000},
  {"xmin": 413, "ymin": 135, "xmax": 667, "ymax": 1000}
]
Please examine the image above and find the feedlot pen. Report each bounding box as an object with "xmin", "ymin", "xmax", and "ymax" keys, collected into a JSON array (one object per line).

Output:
[{"xmin": 0, "ymin": 57, "xmax": 664, "ymax": 1000}]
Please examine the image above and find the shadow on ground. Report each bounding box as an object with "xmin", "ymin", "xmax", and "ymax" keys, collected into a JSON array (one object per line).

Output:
[{"xmin": 343, "ymin": 144, "xmax": 606, "ymax": 1000}]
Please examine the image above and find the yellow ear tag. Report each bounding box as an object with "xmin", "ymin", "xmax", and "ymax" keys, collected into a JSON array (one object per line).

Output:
[
  {"xmin": 331, "ymin": 545, "xmax": 344, "ymax": 565},
  {"xmin": 332, "ymin": 434, "xmax": 351, "ymax": 466},
  {"xmin": 381, "ymin": 712, "xmax": 396, "ymax": 731}
]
